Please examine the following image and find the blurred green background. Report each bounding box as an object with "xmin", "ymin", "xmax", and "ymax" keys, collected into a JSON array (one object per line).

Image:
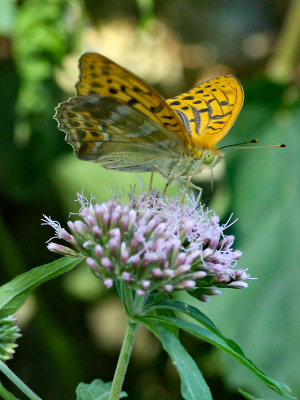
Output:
[{"xmin": 0, "ymin": 0, "xmax": 299, "ymax": 399}]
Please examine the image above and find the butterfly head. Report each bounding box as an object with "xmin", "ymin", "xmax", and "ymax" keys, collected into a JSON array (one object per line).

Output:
[{"xmin": 201, "ymin": 149, "xmax": 222, "ymax": 168}]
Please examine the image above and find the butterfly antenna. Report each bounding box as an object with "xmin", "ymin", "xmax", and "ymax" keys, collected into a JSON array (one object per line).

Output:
[
  {"xmin": 219, "ymin": 138, "xmax": 258, "ymax": 149},
  {"xmin": 220, "ymin": 138, "xmax": 286, "ymax": 150}
]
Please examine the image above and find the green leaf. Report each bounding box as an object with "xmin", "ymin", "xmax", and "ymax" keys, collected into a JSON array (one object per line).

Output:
[
  {"xmin": 0, "ymin": 257, "xmax": 82, "ymax": 318},
  {"xmin": 144, "ymin": 298, "xmax": 247, "ymax": 355},
  {"xmin": 238, "ymin": 388, "xmax": 280, "ymax": 400},
  {"xmin": 76, "ymin": 379, "xmax": 127, "ymax": 400},
  {"xmin": 145, "ymin": 293, "xmax": 178, "ymax": 335},
  {"xmin": 142, "ymin": 319, "xmax": 213, "ymax": 400},
  {"xmin": 138, "ymin": 313, "xmax": 294, "ymax": 399},
  {"xmin": 144, "ymin": 298, "xmax": 221, "ymax": 335}
]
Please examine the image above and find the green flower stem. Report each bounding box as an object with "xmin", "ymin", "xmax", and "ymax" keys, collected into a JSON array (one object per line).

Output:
[
  {"xmin": 0, "ymin": 379, "xmax": 20, "ymax": 400},
  {"xmin": 108, "ymin": 321, "xmax": 138, "ymax": 400},
  {"xmin": 109, "ymin": 289, "xmax": 146, "ymax": 400},
  {"xmin": 0, "ymin": 361, "xmax": 42, "ymax": 400}
]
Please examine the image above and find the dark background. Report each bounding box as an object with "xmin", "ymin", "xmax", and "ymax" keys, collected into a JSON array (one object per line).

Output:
[{"xmin": 0, "ymin": 0, "xmax": 299, "ymax": 399}]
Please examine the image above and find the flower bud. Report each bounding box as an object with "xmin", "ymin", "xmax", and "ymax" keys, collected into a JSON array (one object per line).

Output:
[
  {"xmin": 86, "ymin": 257, "xmax": 98, "ymax": 271},
  {"xmin": 47, "ymin": 243, "xmax": 78, "ymax": 257},
  {"xmin": 175, "ymin": 264, "xmax": 191, "ymax": 275},
  {"xmin": 227, "ymin": 281, "xmax": 248, "ymax": 289},
  {"xmin": 95, "ymin": 244, "xmax": 104, "ymax": 258},
  {"xmin": 151, "ymin": 268, "xmax": 163, "ymax": 278},
  {"xmin": 85, "ymin": 215, "xmax": 97, "ymax": 227},
  {"xmin": 74, "ymin": 220, "xmax": 87, "ymax": 234},
  {"xmin": 141, "ymin": 280, "xmax": 151, "ymax": 289},
  {"xmin": 101, "ymin": 257, "xmax": 114, "ymax": 271},
  {"xmin": 122, "ymin": 272, "xmax": 134, "ymax": 282},
  {"xmin": 163, "ymin": 284, "xmax": 174, "ymax": 292},
  {"xmin": 128, "ymin": 254, "xmax": 141, "ymax": 267},
  {"xmin": 120, "ymin": 243, "xmax": 129, "ymax": 264},
  {"xmin": 192, "ymin": 271, "xmax": 207, "ymax": 279},
  {"xmin": 162, "ymin": 269, "xmax": 174, "ymax": 278},
  {"xmin": 92, "ymin": 225, "xmax": 102, "ymax": 237},
  {"xmin": 103, "ymin": 278, "xmax": 114, "ymax": 288},
  {"xmin": 177, "ymin": 280, "xmax": 196, "ymax": 289},
  {"xmin": 120, "ymin": 215, "xmax": 129, "ymax": 231}
]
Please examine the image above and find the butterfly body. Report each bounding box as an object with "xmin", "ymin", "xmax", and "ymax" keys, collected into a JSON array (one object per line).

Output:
[{"xmin": 54, "ymin": 53, "xmax": 243, "ymax": 185}]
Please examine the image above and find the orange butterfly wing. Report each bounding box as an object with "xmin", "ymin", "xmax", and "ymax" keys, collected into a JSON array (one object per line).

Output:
[
  {"xmin": 76, "ymin": 52, "xmax": 192, "ymax": 147},
  {"xmin": 167, "ymin": 76, "xmax": 244, "ymax": 151}
]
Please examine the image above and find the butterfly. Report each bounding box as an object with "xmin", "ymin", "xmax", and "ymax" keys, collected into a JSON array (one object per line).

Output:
[{"xmin": 54, "ymin": 52, "xmax": 244, "ymax": 190}]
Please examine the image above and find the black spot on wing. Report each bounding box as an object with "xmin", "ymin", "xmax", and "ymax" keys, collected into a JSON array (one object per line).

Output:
[
  {"xmin": 220, "ymin": 101, "xmax": 228, "ymax": 106},
  {"xmin": 211, "ymin": 111, "xmax": 232, "ymax": 120},
  {"xmin": 182, "ymin": 96, "xmax": 194, "ymax": 100},
  {"xmin": 69, "ymin": 120, "xmax": 80, "ymax": 127},
  {"xmin": 150, "ymin": 104, "xmax": 163, "ymax": 113},
  {"xmin": 127, "ymin": 98, "xmax": 139, "ymax": 106},
  {"xmin": 75, "ymin": 129, "xmax": 87, "ymax": 139},
  {"xmin": 133, "ymin": 87, "xmax": 143, "ymax": 93}
]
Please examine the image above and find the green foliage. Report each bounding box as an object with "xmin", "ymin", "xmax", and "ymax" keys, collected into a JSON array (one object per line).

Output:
[
  {"xmin": 138, "ymin": 298, "xmax": 294, "ymax": 399},
  {"xmin": 143, "ymin": 320, "xmax": 213, "ymax": 400},
  {"xmin": 0, "ymin": 257, "xmax": 81, "ymax": 319},
  {"xmin": 239, "ymin": 388, "xmax": 283, "ymax": 400},
  {"xmin": 76, "ymin": 379, "xmax": 127, "ymax": 400}
]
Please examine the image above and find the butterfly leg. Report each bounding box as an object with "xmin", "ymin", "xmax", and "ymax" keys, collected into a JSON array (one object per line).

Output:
[
  {"xmin": 164, "ymin": 176, "xmax": 174, "ymax": 194},
  {"xmin": 149, "ymin": 166, "xmax": 156, "ymax": 192},
  {"xmin": 187, "ymin": 180, "xmax": 202, "ymax": 192},
  {"xmin": 178, "ymin": 176, "xmax": 192, "ymax": 228},
  {"xmin": 163, "ymin": 180, "xmax": 170, "ymax": 195},
  {"xmin": 149, "ymin": 164, "xmax": 173, "ymax": 194},
  {"xmin": 181, "ymin": 176, "xmax": 192, "ymax": 205}
]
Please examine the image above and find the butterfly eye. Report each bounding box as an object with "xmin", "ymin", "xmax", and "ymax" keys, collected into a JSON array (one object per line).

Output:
[{"xmin": 202, "ymin": 150, "xmax": 215, "ymax": 165}]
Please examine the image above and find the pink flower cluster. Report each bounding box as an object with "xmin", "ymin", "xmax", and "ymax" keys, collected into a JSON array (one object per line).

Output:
[{"xmin": 43, "ymin": 190, "xmax": 250, "ymax": 301}]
